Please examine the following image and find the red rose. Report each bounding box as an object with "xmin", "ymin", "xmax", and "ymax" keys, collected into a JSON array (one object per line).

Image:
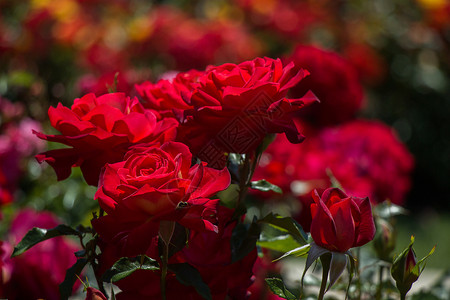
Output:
[
  {"xmin": 256, "ymin": 120, "xmax": 414, "ymax": 205},
  {"xmin": 285, "ymin": 45, "xmax": 364, "ymax": 127},
  {"xmin": 310, "ymin": 188, "xmax": 375, "ymax": 253},
  {"xmin": 135, "ymin": 69, "xmax": 203, "ymax": 118},
  {"xmin": 94, "ymin": 141, "xmax": 230, "ymax": 253},
  {"xmin": 177, "ymin": 57, "xmax": 317, "ymax": 167},
  {"xmin": 34, "ymin": 92, "xmax": 178, "ymax": 185}
]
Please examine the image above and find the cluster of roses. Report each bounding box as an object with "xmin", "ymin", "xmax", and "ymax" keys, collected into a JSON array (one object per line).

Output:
[
  {"xmin": 32, "ymin": 57, "xmax": 323, "ymax": 299},
  {"xmin": 252, "ymin": 45, "xmax": 414, "ymax": 231}
]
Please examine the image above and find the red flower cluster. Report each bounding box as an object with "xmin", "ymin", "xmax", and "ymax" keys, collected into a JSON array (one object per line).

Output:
[
  {"xmin": 34, "ymin": 56, "xmax": 315, "ymax": 298},
  {"xmin": 34, "ymin": 93, "xmax": 177, "ymax": 185},
  {"xmin": 256, "ymin": 120, "xmax": 414, "ymax": 205},
  {"xmin": 177, "ymin": 57, "xmax": 317, "ymax": 167},
  {"xmin": 254, "ymin": 120, "xmax": 414, "ymax": 231}
]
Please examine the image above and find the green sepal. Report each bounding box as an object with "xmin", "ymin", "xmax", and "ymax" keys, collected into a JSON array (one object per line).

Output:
[
  {"xmin": 327, "ymin": 252, "xmax": 348, "ymax": 292},
  {"xmin": 273, "ymin": 244, "xmax": 311, "ymax": 262}
]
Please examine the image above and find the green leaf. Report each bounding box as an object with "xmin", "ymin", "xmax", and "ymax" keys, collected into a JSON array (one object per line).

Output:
[
  {"xmin": 170, "ymin": 263, "xmax": 212, "ymax": 300},
  {"xmin": 230, "ymin": 220, "xmax": 260, "ymax": 263},
  {"xmin": 273, "ymin": 244, "xmax": 311, "ymax": 262},
  {"xmin": 259, "ymin": 213, "xmax": 308, "ymax": 245},
  {"xmin": 250, "ymin": 180, "xmax": 282, "ymax": 194},
  {"xmin": 12, "ymin": 225, "xmax": 80, "ymax": 257},
  {"xmin": 102, "ymin": 255, "xmax": 159, "ymax": 283},
  {"xmin": 59, "ymin": 258, "xmax": 89, "ymax": 300},
  {"xmin": 257, "ymin": 234, "xmax": 303, "ymax": 253},
  {"xmin": 265, "ymin": 278, "xmax": 297, "ymax": 299}
]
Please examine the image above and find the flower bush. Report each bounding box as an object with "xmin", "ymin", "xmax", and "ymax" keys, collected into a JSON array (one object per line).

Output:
[{"xmin": 0, "ymin": 1, "xmax": 446, "ymax": 300}]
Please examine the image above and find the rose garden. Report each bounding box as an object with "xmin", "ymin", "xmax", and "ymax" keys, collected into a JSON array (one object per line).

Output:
[{"xmin": 0, "ymin": 1, "xmax": 449, "ymax": 299}]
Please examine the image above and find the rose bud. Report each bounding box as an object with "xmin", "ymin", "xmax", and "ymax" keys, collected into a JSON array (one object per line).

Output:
[
  {"xmin": 391, "ymin": 236, "xmax": 435, "ymax": 299},
  {"xmin": 85, "ymin": 287, "xmax": 107, "ymax": 300},
  {"xmin": 310, "ymin": 188, "xmax": 376, "ymax": 253}
]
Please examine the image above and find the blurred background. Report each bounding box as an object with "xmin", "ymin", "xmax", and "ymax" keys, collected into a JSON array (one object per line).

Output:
[{"xmin": 0, "ymin": 0, "xmax": 449, "ymax": 270}]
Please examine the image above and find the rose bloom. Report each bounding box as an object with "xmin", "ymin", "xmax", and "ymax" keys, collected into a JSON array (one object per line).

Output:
[
  {"xmin": 2, "ymin": 209, "xmax": 80, "ymax": 300},
  {"xmin": 93, "ymin": 141, "xmax": 230, "ymax": 259},
  {"xmin": 135, "ymin": 69, "xmax": 203, "ymax": 119},
  {"xmin": 254, "ymin": 120, "xmax": 413, "ymax": 231},
  {"xmin": 285, "ymin": 45, "xmax": 364, "ymax": 127},
  {"xmin": 177, "ymin": 57, "xmax": 317, "ymax": 168},
  {"xmin": 256, "ymin": 120, "xmax": 414, "ymax": 205},
  {"xmin": 34, "ymin": 92, "xmax": 178, "ymax": 185},
  {"xmin": 310, "ymin": 188, "xmax": 375, "ymax": 253}
]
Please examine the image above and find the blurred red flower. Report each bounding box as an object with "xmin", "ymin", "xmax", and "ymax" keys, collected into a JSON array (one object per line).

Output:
[{"xmin": 285, "ymin": 45, "xmax": 364, "ymax": 127}]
